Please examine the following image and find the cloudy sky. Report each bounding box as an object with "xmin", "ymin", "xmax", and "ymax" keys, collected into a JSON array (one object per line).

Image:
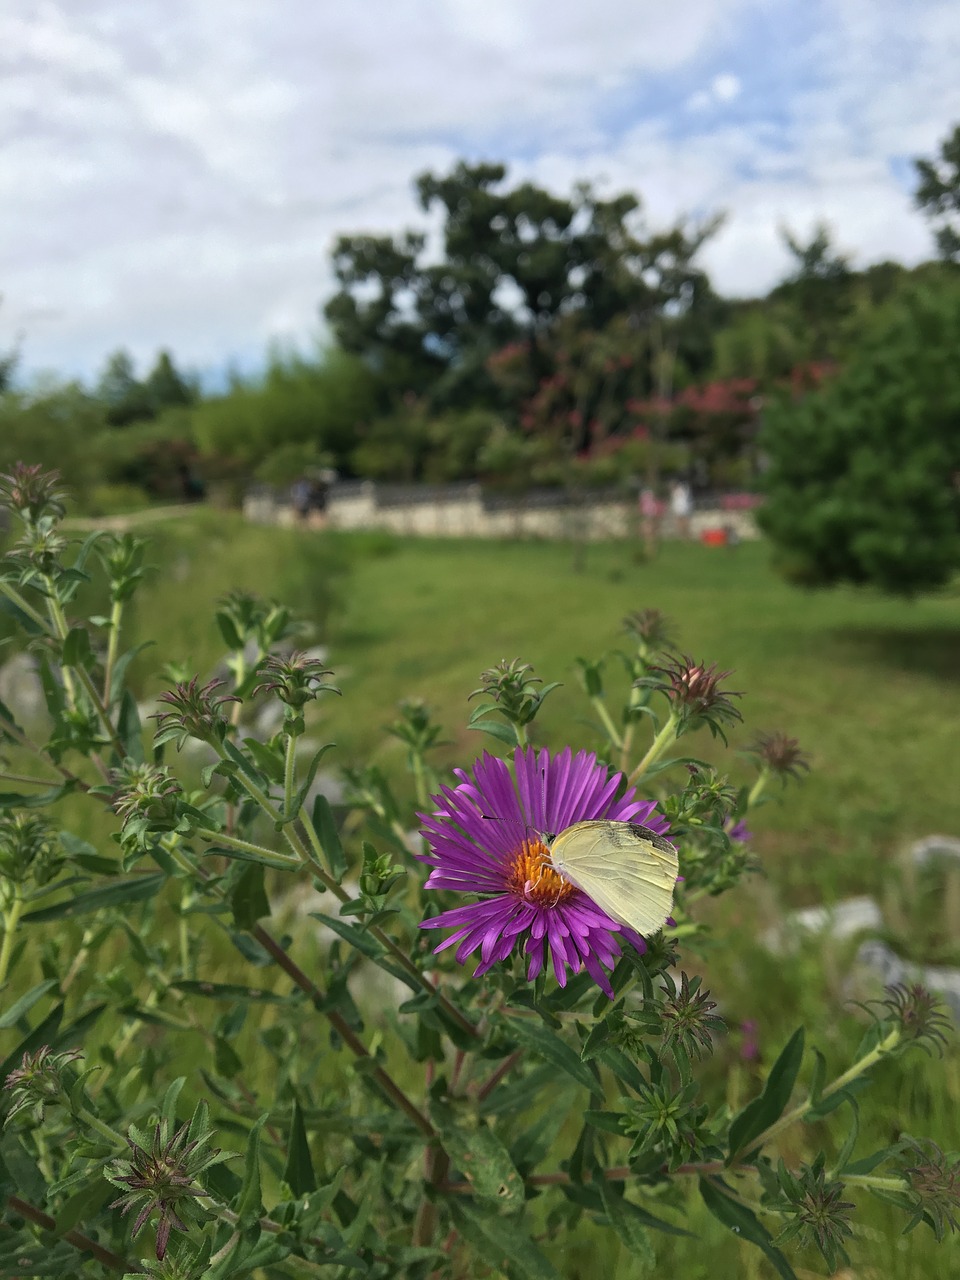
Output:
[{"xmin": 3, "ymin": 0, "xmax": 959, "ymax": 385}]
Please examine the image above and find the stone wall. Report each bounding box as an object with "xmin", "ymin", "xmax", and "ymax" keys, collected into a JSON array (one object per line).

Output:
[{"xmin": 244, "ymin": 481, "xmax": 761, "ymax": 542}]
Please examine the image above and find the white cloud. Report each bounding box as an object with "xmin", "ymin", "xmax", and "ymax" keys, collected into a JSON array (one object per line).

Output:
[
  {"xmin": 0, "ymin": 0, "xmax": 957, "ymax": 380},
  {"xmin": 711, "ymin": 73, "xmax": 741, "ymax": 102}
]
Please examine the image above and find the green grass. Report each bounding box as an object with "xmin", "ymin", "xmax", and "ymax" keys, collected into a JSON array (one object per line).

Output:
[
  {"xmin": 5, "ymin": 513, "xmax": 960, "ymax": 1277},
  {"xmin": 313, "ymin": 531, "xmax": 960, "ymax": 1277},
  {"xmin": 320, "ymin": 533, "xmax": 960, "ymax": 901}
]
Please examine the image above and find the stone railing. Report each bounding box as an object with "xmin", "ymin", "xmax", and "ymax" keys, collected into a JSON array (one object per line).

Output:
[{"xmin": 244, "ymin": 481, "xmax": 762, "ymax": 542}]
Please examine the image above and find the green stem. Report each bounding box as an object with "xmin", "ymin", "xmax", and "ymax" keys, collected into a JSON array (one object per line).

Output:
[
  {"xmin": 844, "ymin": 1173, "xmax": 909, "ymax": 1192},
  {"xmin": 0, "ymin": 770, "xmax": 62, "ymax": 787},
  {"xmin": 200, "ymin": 828, "xmax": 302, "ymax": 871},
  {"xmin": 179, "ymin": 884, "xmax": 191, "ymax": 977},
  {"xmin": 283, "ymin": 729, "xmax": 297, "ymax": 816},
  {"xmin": 745, "ymin": 1027, "xmax": 901, "ymax": 1157},
  {"xmin": 102, "ymin": 597, "xmax": 124, "ymax": 706},
  {"xmin": 75, "ymin": 1105, "xmax": 127, "ymax": 1150},
  {"xmin": 0, "ymin": 581, "xmax": 50, "ymax": 632},
  {"xmin": 72, "ymin": 663, "xmax": 127, "ymax": 762},
  {"xmin": 0, "ymin": 891, "xmax": 25, "ymax": 986},
  {"xmin": 591, "ymin": 697, "xmax": 623, "ymax": 751},
  {"xmin": 411, "ymin": 752, "xmax": 429, "ymax": 812},
  {"xmin": 61, "ymin": 927, "xmax": 94, "ymax": 993},
  {"xmin": 626, "ymin": 710, "xmax": 679, "ymax": 787},
  {"xmin": 513, "ymin": 722, "xmax": 528, "ymax": 748},
  {"xmin": 44, "ymin": 591, "xmax": 79, "ymax": 708},
  {"xmin": 746, "ymin": 767, "xmax": 771, "ymax": 810}
]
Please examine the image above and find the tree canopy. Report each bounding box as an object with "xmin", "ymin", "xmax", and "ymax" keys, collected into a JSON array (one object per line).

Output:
[
  {"xmin": 324, "ymin": 161, "xmax": 722, "ymax": 409},
  {"xmin": 915, "ymin": 123, "xmax": 960, "ymax": 261},
  {"xmin": 757, "ymin": 278, "xmax": 960, "ymax": 594}
]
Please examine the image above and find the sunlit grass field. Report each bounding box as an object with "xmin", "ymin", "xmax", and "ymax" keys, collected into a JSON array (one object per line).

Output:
[{"xmin": 4, "ymin": 509, "xmax": 960, "ymax": 1276}]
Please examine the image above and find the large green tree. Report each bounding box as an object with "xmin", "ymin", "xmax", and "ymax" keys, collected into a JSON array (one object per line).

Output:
[
  {"xmin": 915, "ymin": 123, "xmax": 960, "ymax": 261},
  {"xmin": 0, "ymin": 297, "xmax": 17, "ymax": 393},
  {"xmin": 96, "ymin": 349, "xmax": 153, "ymax": 426},
  {"xmin": 324, "ymin": 161, "xmax": 721, "ymax": 409},
  {"xmin": 144, "ymin": 349, "xmax": 195, "ymax": 413},
  {"xmin": 758, "ymin": 279, "xmax": 960, "ymax": 594},
  {"xmin": 767, "ymin": 221, "xmax": 854, "ymax": 358}
]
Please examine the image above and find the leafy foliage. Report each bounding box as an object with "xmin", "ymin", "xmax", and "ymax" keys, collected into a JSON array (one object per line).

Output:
[
  {"xmin": 915, "ymin": 123, "xmax": 960, "ymax": 261},
  {"xmin": 0, "ymin": 467, "xmax": 955, "ymax": 1276},
  {"xmin": 758, "ymin": 278, "xmax": 960, "ymax": 594}
]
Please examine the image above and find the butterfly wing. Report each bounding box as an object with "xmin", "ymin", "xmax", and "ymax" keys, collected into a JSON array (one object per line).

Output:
[{"xmin": 549, "ymin": 821, "xmax": 678, "ymax": 936}]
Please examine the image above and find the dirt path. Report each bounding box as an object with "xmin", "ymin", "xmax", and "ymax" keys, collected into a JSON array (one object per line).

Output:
[{"xmin": 63, "ymin": 504, "xmax": 200, "ymax": 533}]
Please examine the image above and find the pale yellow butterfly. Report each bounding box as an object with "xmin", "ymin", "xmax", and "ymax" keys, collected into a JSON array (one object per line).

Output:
[{"xmin": 546, "ymin": 820, "xmax": 678, "ymax": 937}]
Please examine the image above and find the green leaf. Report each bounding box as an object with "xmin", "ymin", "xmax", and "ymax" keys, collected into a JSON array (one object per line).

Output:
[
  {"xmin": 449, "ymin": 1199, "xmax": 561, "ymax": 1280},
  {"xmin": 171, "ymin": 980, "xmax": 289, "ymax": 1003},
  {"xmin": 0, "ymin": 979, "xmax": 58, "ymax": 1029},
  {"xmin": 286, "ymin": 743, "xmax": 336, "ymax": 823},
  {"xmin": 108, "ymin": 641, "xmax": 154, "ymax": 706},
  {"xmin": 311, "ymin": 912, "xmax": 420, "ymax": 994},
  {"xmin": 466, "ymin": 716, "xmax": 518, "ymax": 746},
  {"xmin": 806, "ymin": 1076, "xmax": 869, "ymax": 1121},
  {"xmin": 235, "ymin": 1115, "xmax": 267, "ymax": 1224},
  {"xmin": 229, "ymin": 864, "xmax": 270, "ymax": 930},
  {"xmin": 54, "ymin": 1178, "xmax": 115, "ymax": 1235},
  {"xmin": 566, "ymin": 1184, "xmax": 695, "ymax": 1238},
  {"xmin": 699, "ymin": 1178, "xmax": 797, "ymax": 1280},
  {"xmin": 844, "ymin": 1143, "xmax": 907, "ymax": 1177},
  {"xmin": 283, "ymin": 1096, "xmax": 317, "ymax": 1196},
  {"xmin": 215, "ymin": 611, "xmax": 243, "ymax": 652},
  {"xmin": 215, "ymin": 1035, "xmax": 242, "ymax": 1078},
  {"xmin": 312, "ymin": 793, "xmax": 347, "ymax": 881},
  {"xmin": 37, "ymin": 655, "xmax": 67, "ymax": 720},
  {"xmin": 599, "ymin": 1180, "xmax": 656, "ymax": 1273},
  {"xmin": 23, "ymin": 873, "xmax": 165, "ymax": 922},
  {"xmin": 727, "ymin": 1026, "xmax": 804, "ymax": 1161},
  {"xmin": 504, "ymin": 1016, "xmax": 602, "ymax": 1097},
  {"xmin": 440, "ymin": 1121, "xmax": 525, "ymax": 1207},
  {"xmin": 221, "ymin": 737, "xmax": 273, "ymax": 788},
  {"xmin": 0, "ymin": 694, "xmax": 26, "ymax": 739},
  {"xmin": 241, "ymin": 737, "xmax": 285, "ymax": 784},
  {"xmin": 61, "ymin": 626, "xmax": 93, "ymax": 670},
  {"xmin": 116, "ymin": 689, "xmax": 144, "ymax": 764},
  {"xmin": 0, "ymin": 783, "xmax": 76, "ymax": 810},
  {"xmin": 160, "ymin": 1077, "xmax": 187, "ymax": 1129},
  {"xmin": 833, "ymin": 1098, "xmax": 861, "ymax": 1173},
  {"xmin": 583, "ymin": 1110, "xmax": 629, "ymax": 1136}
]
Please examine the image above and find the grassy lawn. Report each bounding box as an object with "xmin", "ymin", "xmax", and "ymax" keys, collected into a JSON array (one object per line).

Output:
[
  {"xmin": 311, "ymin": 529, "xmax": 960, "ymax": 1276},
  {"xmin": 320, "ymin": 532, "xmax": 960, "ymax": 903}
]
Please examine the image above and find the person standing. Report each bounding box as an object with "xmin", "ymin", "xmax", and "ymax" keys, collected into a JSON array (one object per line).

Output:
[
  {"xmin": 639, "ymin": 485, "xmax": 660, "ymax": 558},
  {"xmin": 670, "ymin": 478, "xmax": 693, "ymax": 540}
]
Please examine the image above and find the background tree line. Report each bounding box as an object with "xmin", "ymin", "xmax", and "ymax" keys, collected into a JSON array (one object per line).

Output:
[{"xmin": 2, "ymin": 124, "xmax": 959, "ymax": 591}]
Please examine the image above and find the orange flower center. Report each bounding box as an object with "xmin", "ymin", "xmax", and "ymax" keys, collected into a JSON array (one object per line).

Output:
[{"xmin": 506, "ymin": 838, "xmax": 575, "ymax": 908}]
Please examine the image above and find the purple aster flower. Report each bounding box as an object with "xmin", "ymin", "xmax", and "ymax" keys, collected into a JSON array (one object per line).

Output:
[
  {"xmin": 418, "ymin": 746, "xmax": 671, "ymax": 998},
  {"xmin": 727, "ymin": 818, "xmax": 751, "ymax": 843}
]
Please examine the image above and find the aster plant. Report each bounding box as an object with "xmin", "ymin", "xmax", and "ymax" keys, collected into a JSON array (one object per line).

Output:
[{"xmin": 0, "ymin": 465, "xmax": 955, "ymax": 1279}]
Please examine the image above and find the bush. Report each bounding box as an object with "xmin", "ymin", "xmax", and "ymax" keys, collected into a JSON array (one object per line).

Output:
[{"xmin": 758, "ymin": 279, "xmax": 960, "ymax": 594}]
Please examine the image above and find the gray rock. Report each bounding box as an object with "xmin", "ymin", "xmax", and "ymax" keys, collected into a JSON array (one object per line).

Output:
[
  {"xmin": 764, "ymin": 895, "xmax": 883, "ymax": 953},
  {"xmin": 0, "ymin": 651, "xmax": 47, "ymax": 726},
  {"xmin": 907, "ymin": 834, "xmax": 960, "ymax": 868}
]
